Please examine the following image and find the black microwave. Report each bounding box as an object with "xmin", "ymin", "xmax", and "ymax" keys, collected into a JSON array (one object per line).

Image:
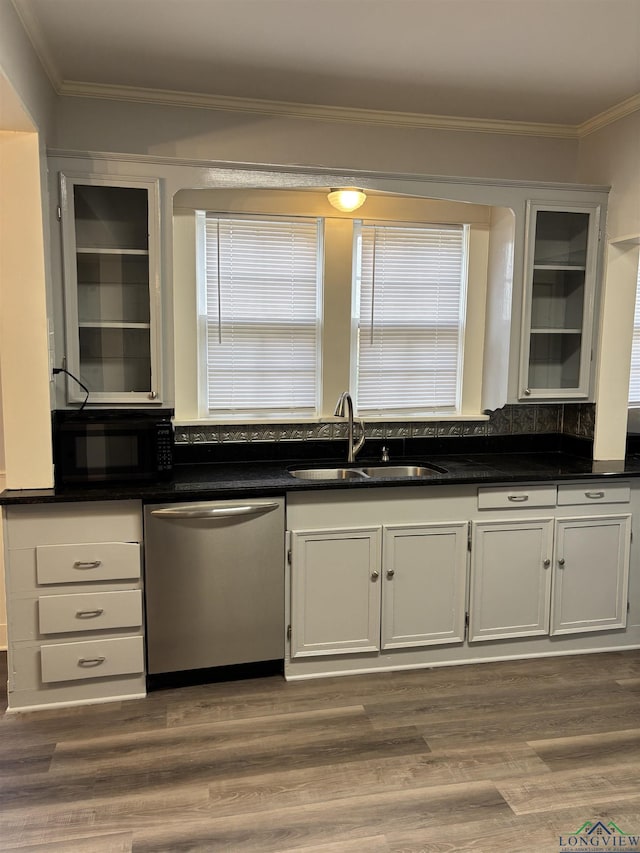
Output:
[{"xmin": 53, "ymin": 409, "xmax": 174, "ymax": 487}]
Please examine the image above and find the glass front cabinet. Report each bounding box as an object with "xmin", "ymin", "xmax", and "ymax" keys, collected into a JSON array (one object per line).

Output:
[
  {"xmin": 60, "ymin": 174, "xmax": 162, "ymax": 405},
  {"xmin": 519, "ymin": 201, "xmax": 601, "ymax": 401}
]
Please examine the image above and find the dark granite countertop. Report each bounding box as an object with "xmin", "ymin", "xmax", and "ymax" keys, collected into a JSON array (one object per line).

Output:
[{"xmin": 2, "ymin": 444, "xmax": 640, "ymax": 506}]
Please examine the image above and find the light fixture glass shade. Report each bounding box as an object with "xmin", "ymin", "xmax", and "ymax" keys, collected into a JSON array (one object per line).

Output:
[{"xmin": 327, "ymin": 188, "xmax": 367, "ymax": 213}]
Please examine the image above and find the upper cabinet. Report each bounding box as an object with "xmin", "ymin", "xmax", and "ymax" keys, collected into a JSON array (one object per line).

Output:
[
  {"xmin": 60, "ymin": 174, "xmax": 162, "ymax": 405},
  {"xmin": 518, "ymin": 201, "xmax": 601, "ymax": 401}
]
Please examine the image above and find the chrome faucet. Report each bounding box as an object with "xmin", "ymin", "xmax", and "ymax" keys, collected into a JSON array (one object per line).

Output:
[{"xmin": 334, "ymin": 391, "xmax": 365, "ymax": 463}]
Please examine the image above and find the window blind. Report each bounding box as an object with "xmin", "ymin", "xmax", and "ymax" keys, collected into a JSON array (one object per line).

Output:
[
  {"xmin": 203, "ymin": 215, "xmax": 322, "ymax": 418},
  {"xmin": 629, "ymin": 259, "xmax": 640, "ymax": 404},
  {"xmin": 354, "ymin": 222, "xmax": 467, "ymax": 416}
]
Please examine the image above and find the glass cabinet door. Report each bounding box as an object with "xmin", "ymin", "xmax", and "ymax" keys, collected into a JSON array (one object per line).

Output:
[
  {"xmin": 520, "ymin": 202, "xmax": 601, "ymax": 401},
  {"xmin": 60, "ymin": 175, "xmax": 161, "ymax": 404}
]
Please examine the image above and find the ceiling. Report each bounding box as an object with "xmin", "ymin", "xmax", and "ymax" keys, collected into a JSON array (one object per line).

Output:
[{"xmin": 11, "ymin": 0, "xmax": 640, "ymax": 128}]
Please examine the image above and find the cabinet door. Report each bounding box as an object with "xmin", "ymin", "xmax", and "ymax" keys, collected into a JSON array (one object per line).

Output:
[
  {"xmin": 551, "ymin": 515, "xmax": 631, "ymax": 635},
  {"xmin": 381, "ymin": 523, "xmax": 468, "ymax": 650},
  {"xmin": 60, "ymin": 173, "xmax": 162, "ymax": 405},
  {"xmin": 469, "ymin": 519, "xmax": 554, "ymax": 642},
  {"xmin": 290, "ymin": 527, "xmax": 381, "ymax": 658},
  {"xmin": 519, "ymin": 202, "xmax": 601, "ymax": 401}
]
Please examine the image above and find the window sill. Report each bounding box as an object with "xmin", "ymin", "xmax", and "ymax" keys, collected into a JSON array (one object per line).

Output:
[{"xmin": 174, "ymin": 413, "xmax": 491, "ymax": 427}]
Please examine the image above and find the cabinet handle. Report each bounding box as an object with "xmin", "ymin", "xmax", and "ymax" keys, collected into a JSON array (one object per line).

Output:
[
  {"xmin": 558, "ymin": 557, "xmax": 566, "ymax": 566},
  {"xmin": 524, "ymin": 389, "xmax": 531, "ymax": 396},
  {"xmin": 371, "ymin": 570, "xmax": 380, "ymax": 580},
  {"xmin": 585, "ymin": 491, "xmax": 605, "ymax": 499},
  {"xmin": 543, "ymin": 559, "xmax": 551, "ymax": 568},
  {"xmin": 78, "ymin": 657, "xmax": 106, "ymax": 667},
  {"xmin": 148, "ymin": 391, "xmax": 158, "ymax": 400},
  {"xmin": 386, "ymin": 569, "xmax": 395, "ymax": 578},
  {"xmin": 75, "ymin": 609, "xmax": 104, "ymax": 619},
  {"xmin": 507, "ymin": 495, "xmax": 529, "ymax": 502},
  {"xmin": 73, "ymin": 560, "xmax": 102, "ymax": 570}
]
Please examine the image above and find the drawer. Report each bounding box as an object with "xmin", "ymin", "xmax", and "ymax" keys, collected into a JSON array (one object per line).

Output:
[
  {"xmin": 40, "ymin": 635, "xmax": 144, "ymax": 683},
  {"xmin": 38, "ymin": 590, "xmax": 142, "ymax": 635},
  {"xmin": 557, "ymin": 482, "xmax": 631, "ymax": 506},
  {"xmin": 6, "ymin": 501, "xmax": 142, "ymax": 549},
  {"xmin": 477, "ymin": 485, "xmax": 557, "ymax": 510},
  {"xmin": 36, "ymin": 542, "xmax": 141, "ymax": 584}
]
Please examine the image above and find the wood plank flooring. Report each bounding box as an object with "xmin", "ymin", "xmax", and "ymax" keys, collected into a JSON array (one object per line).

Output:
[{"xmin": 1, "ymin": 650, "xmax": 640, "ymax": 852}]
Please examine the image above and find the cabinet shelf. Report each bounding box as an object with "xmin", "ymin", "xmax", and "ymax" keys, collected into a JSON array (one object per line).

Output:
[
  {"xmin": 534, "ymin": 264, "xmax": 586, "ymax": 272},
  {"xmin": 530, "ymin": 328, "xmax": 582, "ymax": 335},
  {"xmin": 78, "ymin": 322, "xmax": 151, "ymax": 330},
  {"xmin": 76, "ymin": 248, "xmax": 150, "ymax": 256}
]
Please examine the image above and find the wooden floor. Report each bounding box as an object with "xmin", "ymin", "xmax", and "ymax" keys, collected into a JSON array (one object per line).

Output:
[{"xmin": 1, "ymin": 651, "xmax": 640, "ymax": 852}]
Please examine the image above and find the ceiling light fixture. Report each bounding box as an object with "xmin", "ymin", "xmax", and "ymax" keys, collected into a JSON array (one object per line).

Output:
[{"xmin": 327, "ymin": 187, "xmax": 367, "ymax": 213}]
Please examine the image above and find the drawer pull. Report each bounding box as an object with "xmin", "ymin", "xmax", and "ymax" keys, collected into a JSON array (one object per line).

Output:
[
  {"xmin": 75, "ymin": 609, "xmax": 104, "ymax": 619},
  {"xmin": 507, "ymin": 495, "xmax": 529, "ymax": 502},
  {"xmin": 585, "ymin": 491, "xmax": 605, "ymax": 499},
  {"xmin": 73, "ymin": 560, "xmax": 103, "ymax": 570},
  {"xmin": 78, "ymin": 656, "xmax": 106, "ymax": 667}
]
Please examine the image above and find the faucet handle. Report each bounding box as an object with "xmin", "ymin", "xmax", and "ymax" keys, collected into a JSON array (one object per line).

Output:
[{"xmin": 381, "ymin": 445, "xmax": 389, "ymax": 462}]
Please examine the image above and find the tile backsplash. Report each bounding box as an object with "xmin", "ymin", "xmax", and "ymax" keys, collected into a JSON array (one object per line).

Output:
[{"xmin": 175, "ymin": 403, "xmax": 595, "ymax": 445}]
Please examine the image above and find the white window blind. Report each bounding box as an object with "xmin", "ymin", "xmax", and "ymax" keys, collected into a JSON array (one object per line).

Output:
[
  {"xmin": 202, "ymin": 215, "xmax": 322, "ymax": 418},
  {"xmin": 629, "ymin": 259, "xmax": 640, "ymax": 404},
  {"xmin": 353, "ymin": 222, "xmax": 468, "ymax": 417}
]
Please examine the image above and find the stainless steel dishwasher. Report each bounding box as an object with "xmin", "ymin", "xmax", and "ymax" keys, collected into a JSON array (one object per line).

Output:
[{"xmin": 144, "ymin": 498, "xmax": 285, "ymax": 676}]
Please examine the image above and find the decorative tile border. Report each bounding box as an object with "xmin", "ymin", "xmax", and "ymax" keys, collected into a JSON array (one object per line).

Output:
[{"xmin": 175, "ymin": 403, "xmax": 593, "ymax": 445}]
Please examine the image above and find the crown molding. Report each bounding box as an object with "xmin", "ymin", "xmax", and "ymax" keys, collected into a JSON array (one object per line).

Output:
[
  {"xmin": 48, "ymin": 79, "xmax": 640, "ymax": 141},
  {"xmin": 58, "ymin": 80, "xmax": 581, "ymax": 139},
  {"xmin": 578, "ymin": 92, "xmax": 640, "ymax": 137}
]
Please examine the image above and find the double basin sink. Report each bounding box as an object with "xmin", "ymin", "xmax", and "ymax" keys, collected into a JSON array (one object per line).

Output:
[{"xmin": 289, "ymin": 462, "xmax": 447, "ymax": 481}]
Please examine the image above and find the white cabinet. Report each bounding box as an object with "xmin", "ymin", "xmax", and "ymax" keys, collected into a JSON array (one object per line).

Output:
[
  {"xmin": 381, "ymin": 523, "xmax": 468, "ymax": 649},
  {"xmin": 290, "ymin": 522, "xmax": 468, "ymax": 659},
  {"xmin": 551, "ymin": 515, "xmax": 631, "ymax": 635},
  {"xmin": 3, "ymin": 500, "xmax": 145, "ymax": 710},
  {"xmin": 519, "ymin": 201, "xmax": 601, "ymax": 400},
  {"xmin": 290, "ymin": 527, "xmax": 381, "ymax": 658},
  {"xmin": 59, "ymin": 173, "xmax": 162, "ymax": 405},
  {"xmin": 470, "ymin": 486, "xmax": 632, "ymax": 642},
  {"xmin": 469, "ymin": 518, "xmax": 554, "ymax": 641}
]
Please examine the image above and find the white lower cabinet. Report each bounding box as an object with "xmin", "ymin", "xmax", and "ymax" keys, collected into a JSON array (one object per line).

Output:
[
  {"xmin": 470, "ymin": 513, "xmax": 631, "ymax": 642},
  {"xmin": 381, "ymin": 523, "xmax": 468, "ymax": 649},
  {"xmin": 3, "ymin": 500, "xmax": 145, "ymax": 711},
  {"xmin": 286, "ymin": 482, "xmax": 636, "ymax": 681},
  {"xmin": 290, "ymin": 522, "xmax": 468, "ymax": 659},
  {"xmin": 551, "ymin": 515, "xmax": 631, "ymax": 635},
  {"xmin": 469, "ymin": 518, "xmax": 554, "ymax": 642},
  {"xmin": 290, "ymin": 527, "xmax": 381, "ymax": 658}
]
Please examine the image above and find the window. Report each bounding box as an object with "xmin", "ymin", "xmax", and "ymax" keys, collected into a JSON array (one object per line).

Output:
[
  {"xmin": 353, "ymin": 222, "xmax": 468, "ymax": 417},
  {"xmin": 199, "ymin": 214, "xmax": 323, "ymax": 419},
  {"xmin": 629, "ymin": 258, "xmax": 640, "ymax": 404}
]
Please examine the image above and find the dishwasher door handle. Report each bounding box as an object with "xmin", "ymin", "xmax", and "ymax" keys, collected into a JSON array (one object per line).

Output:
[{"xmin": 150, "ymin": 502, "xmax": 280, "ymax": 520}]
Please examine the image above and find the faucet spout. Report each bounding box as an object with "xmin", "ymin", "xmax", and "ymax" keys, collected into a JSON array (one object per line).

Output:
[{"xmin": 334, "ymin": 391, "xmax": 365, "ymax": 463}]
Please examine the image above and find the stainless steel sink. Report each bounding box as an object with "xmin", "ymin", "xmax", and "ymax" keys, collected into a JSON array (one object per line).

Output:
[
  {"xmin": 288, "ymin": 463, "xmax": 446, "ymax": 480},
  {"xmin": 288, "ymin": 467, "xmax": 368, "ymax": 480},
  {"xmin": 358, "ymin": 465, "xmax": 443, "ymax": 478}
]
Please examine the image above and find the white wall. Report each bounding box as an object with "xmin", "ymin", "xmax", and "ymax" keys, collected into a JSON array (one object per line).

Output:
[
  {"xmin": 577, "ymin": 111, "xmax": 640, "ymax": 460},
  {"xmin": 54, "ymin": 96, "xmax": 579, "ymax": 185},
  {"xmin": 0, "ymin": 0, "xmax": 56, "ymax": 137},
  {"xmin": 0, "ymin": 0, "xmax": 59, "ymax": 648}
]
